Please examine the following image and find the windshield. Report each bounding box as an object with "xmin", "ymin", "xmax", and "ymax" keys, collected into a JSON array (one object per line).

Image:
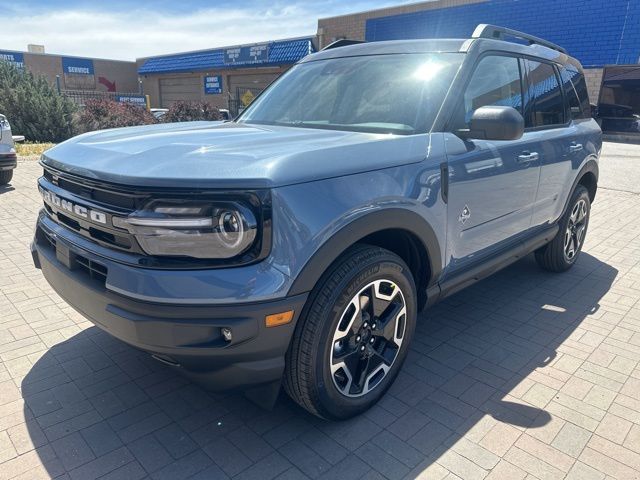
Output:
[{"xmin": 237, "ymin": 53, "xmax": 463, "ymax": 135}]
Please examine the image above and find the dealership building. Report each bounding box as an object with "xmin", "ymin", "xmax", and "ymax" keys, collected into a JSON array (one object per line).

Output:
[
  {"xmin": 137, "ymin": 37, "xmax": 315, "ymax": 113},
  {"xmin": 0, "ymin": 48, "xmax": 138, "ymax": 94},
  {"xmin": 134, "ymin": 0, "xmax": 640, "ymax": 129}
]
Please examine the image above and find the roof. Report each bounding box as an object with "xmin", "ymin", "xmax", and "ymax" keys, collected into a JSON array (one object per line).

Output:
[
  {"xmin": 305, "ymin": 36, "xmax": 568, "ymax": 66},
  {"xmin": 0, "ymin": 48, "xmax": 134, "ymax": 64},
  {"xmin": 304, "ymin": 39, "xmax": 466, "ymax": 62},
  {"xmin": 138, "ymin": 38, "xmax": 315, "ymax": 75}
]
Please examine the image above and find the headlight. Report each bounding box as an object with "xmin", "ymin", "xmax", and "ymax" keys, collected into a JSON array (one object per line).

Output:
[{"xmin": 112, "ymin": 200, "xmax": 258, "ymax": 259}]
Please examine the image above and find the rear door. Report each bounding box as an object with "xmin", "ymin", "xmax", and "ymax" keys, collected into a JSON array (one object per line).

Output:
[
  {"xmin": 443, "ymin": 54, "xmax": 541, "ymax": 275},
  {"xmin": 523, "ymin": 59, "xmax": 581, "ymax": 227}
]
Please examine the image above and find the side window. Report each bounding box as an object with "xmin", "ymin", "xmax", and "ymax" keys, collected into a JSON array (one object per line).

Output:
[
  {"xmin": 527, "ymin": 60, "xmax": 565, "ymax": 127},
  {"xmin": 564, "ymin": 63, "xmax": 591, "ymax": 118},
  {"xmin": 559, "ymin": 66, "xmax": 585, "ymax": 120},
  {"xmin": 453, "ymin": 55, "xmax": 523, "ymax": 129}
]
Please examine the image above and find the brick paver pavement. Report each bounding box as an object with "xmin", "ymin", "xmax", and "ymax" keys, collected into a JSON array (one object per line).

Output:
[{"xmin": 0, "ymin": 144, "xmax": 639, "ymax": 479}]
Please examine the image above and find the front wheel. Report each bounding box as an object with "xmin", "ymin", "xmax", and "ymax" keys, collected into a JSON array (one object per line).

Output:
[
  {"xmin": 284, "ymin": 245, "xmax": 417, "ymax": 420},
  {"xmin": 535, "ymin": 185, "xmax": 591, "ymax": 272}
]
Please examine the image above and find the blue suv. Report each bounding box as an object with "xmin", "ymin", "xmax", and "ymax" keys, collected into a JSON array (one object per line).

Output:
[{"xmin": 32, "ymin": 25, "xmax": 601, "ymax": 419}]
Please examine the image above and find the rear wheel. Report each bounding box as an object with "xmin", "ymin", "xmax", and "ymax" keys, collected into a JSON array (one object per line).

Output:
[
  {"xmin": 0, "ymin": 170, "xmax": 13, "ymax": 185},
  {"xmin": 284, "ymin": 245, "xmax": 417, "ymax": 420},
  {"xmin": 535, "ymin": 185, "xmax": 590, "ymax": 272}
]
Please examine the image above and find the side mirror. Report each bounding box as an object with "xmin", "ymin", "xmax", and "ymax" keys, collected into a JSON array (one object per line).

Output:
[{"xmin": 459, "ymin": 106, "xmax": 524, "ymax": 141}]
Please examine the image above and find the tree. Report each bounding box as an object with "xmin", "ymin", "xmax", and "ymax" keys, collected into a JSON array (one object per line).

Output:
[{"xmin": 0, "ymin": 62, "xmax": 76, "ymax": 142}]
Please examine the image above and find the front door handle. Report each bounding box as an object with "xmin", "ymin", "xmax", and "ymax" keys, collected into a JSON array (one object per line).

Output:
[
  {"xmin": 569, "ymin": 143, "xmax": 583, "ymax": 153},
  {"xmin": 517, "ymin": 151, "xmax": 539, "ymax": 163}
]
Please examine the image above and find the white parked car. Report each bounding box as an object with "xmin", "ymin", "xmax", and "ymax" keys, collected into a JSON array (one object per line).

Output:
[
  {"xmin": 0, "ymin": 114, "xmax": 17, "ymax": 185},
  {"xmin": 150, "ymin": 108, "xmax": 169, "ymax": 120}
]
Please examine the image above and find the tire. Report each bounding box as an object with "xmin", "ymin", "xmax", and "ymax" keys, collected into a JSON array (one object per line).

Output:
[
  {"xmin": 535, "ymin": 184, "xmax": 590, "ymax": 272},
  {"xmin": 284, "ymin": 245, "xmax": 417, "ymax": 420},
  {"xmin": 0, "ymin": 170, "xmax": 13, "ymax": 185}
]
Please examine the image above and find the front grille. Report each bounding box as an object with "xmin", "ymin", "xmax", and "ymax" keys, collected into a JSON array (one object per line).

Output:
[
  {"xmin": 43, "ymin": 168, "xmax": 144, "ymax": 210},
  {"xmin": 40, "ymin": 167, "xmax": 145, "ymax": 255},
  {"xmin": 38, "ymin": 165, "xmax": 272, "ymax": 269},
  {"xmin": 36, "ymin": 225, "xmax": 108, "ymax": 286}
]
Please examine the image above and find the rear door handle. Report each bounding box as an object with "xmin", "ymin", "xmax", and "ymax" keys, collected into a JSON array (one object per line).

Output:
[
  {"xmin": 569, "ymin": 143, "xmax": 583, "ymax": 153},
  {"xmin": 517, "ymin": 151, "xmax": 539, "ymax": 163}
]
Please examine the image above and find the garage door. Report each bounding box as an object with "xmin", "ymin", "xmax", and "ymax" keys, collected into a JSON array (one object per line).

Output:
[{"xmin": 159, "ymin": 76, "xmax": 201, "ymax": 107}]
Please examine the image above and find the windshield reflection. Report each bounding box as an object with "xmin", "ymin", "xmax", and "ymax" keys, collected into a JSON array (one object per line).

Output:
[{"xmin": 238, "ymin": 53, "xmax": 463, "ymax": 135}]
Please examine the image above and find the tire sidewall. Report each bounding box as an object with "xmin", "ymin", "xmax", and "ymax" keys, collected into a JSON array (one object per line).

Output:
[
  {"xmin": 560, "ymin": 186, "xmax": 591, "ymax": 266},
  {"xmin": 311, "ymin": 255, "xmax": 416, "ymax": 419}
]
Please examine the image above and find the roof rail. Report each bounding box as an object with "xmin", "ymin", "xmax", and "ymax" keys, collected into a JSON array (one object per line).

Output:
[
  {"xmin": 472, "ymin": 24, "xmax": 567, "ymax": 54},
  {"xmin": 321, "ymin": 39, "xmax": 365, "ymax": 51}
]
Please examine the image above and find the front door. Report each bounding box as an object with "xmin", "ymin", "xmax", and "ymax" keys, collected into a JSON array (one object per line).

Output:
[{"xmin": 443, "ymin": 54, "xmax": 541, "ymax": 276}]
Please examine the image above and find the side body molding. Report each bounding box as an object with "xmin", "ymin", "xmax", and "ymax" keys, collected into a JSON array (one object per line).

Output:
[{"xmin": 287, "ymin": 208, "xmax": 442, "ymax": 297}]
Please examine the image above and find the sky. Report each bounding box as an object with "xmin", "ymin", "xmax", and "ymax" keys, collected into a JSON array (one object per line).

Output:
[{"xmin": 1, "ymin": 0, "xmax": 417, "ymax": 60}]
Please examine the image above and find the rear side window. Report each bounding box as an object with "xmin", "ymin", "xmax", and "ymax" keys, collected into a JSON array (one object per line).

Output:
[
  {"xmin": 559, "ymin": 66, "xmax": 585, "ymax": 120},
  {"xmin": 452, "ymin": 55, "xmax": 523, "ymax": 129},
  {"xmin": 527, "ymin": 60, "xmax": 565, "ymax": 127},
  {"xmin": 562, "ymin": 64, "xmax": 591, "ymax": 119}
]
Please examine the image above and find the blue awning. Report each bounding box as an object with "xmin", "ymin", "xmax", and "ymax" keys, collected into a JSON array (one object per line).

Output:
[{"xmin": 139, "ymin": 38, "xmax": 314, "ymax": 74}]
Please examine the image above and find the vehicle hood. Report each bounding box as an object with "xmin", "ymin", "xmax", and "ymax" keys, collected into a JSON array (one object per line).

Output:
[{"xmin": 41, "ymin": 122, "xmax": 429, "ymax": 189}]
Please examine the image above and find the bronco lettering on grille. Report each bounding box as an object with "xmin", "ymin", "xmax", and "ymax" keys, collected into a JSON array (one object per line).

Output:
[{"xmin": 39, "ymin": 187, "xmax": 108, "ymax": 225}]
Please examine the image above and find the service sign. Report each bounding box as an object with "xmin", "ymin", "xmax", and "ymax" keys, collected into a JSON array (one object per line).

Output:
[
  {"xmin": 116, "ymin": 95, "xmax": 147, "ymax": 107},
  {"xmin": 224, "ymin": 43, "xmax": 269, "ymax": 65},
  {"xmin": 0, "ymin": 51, "xmax": 25, "ymax": 69},
  {"xmin": 62, "ymin": 57, "xmax": 95, "ymax": 75},
  {"xmin": 204, "ymin": 75, "xmax": 222, "ymax": 94}
]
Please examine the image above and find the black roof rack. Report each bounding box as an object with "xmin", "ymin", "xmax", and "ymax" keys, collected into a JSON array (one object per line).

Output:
[
  {"xmin": 472, "ymin": 24, "xmax": 567, "ymax": 54},
  {"xmin": 321, "ymin": 39, "xmax": 365, "ymax": 51}
]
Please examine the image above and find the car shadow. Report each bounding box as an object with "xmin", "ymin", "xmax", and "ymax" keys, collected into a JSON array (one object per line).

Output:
[
  {"xmin": 0, "ymin": 184, "xmax": 15, "ymax": 194},
  {"xmin": 22, "ymin": 252, "xmax": 617, "ymax": 479}
]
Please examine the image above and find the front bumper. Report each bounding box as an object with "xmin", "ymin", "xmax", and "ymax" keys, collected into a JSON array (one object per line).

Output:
[
  {"xmin": 32, "ymin": 216, "xmax": 308, "ymax": 391},
  {"xmin": 0, "ymin": 154, "xmax": 17, "ymax": 171}
]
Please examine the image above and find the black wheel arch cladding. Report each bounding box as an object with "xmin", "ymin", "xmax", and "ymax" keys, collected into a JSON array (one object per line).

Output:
[{"xmin": 287, "ymin": 208, "xmax": 442, "ymax": 297}]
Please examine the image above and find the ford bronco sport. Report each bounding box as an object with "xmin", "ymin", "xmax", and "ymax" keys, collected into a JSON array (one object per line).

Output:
[{"xmin": 32, "ymin": 25, "xmax": 601, "ymax": 419}]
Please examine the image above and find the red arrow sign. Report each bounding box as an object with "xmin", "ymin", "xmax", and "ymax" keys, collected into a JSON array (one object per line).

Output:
[{"xmin": 98, "ymin": 76, "xmax": 116, "ymax": 92}]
